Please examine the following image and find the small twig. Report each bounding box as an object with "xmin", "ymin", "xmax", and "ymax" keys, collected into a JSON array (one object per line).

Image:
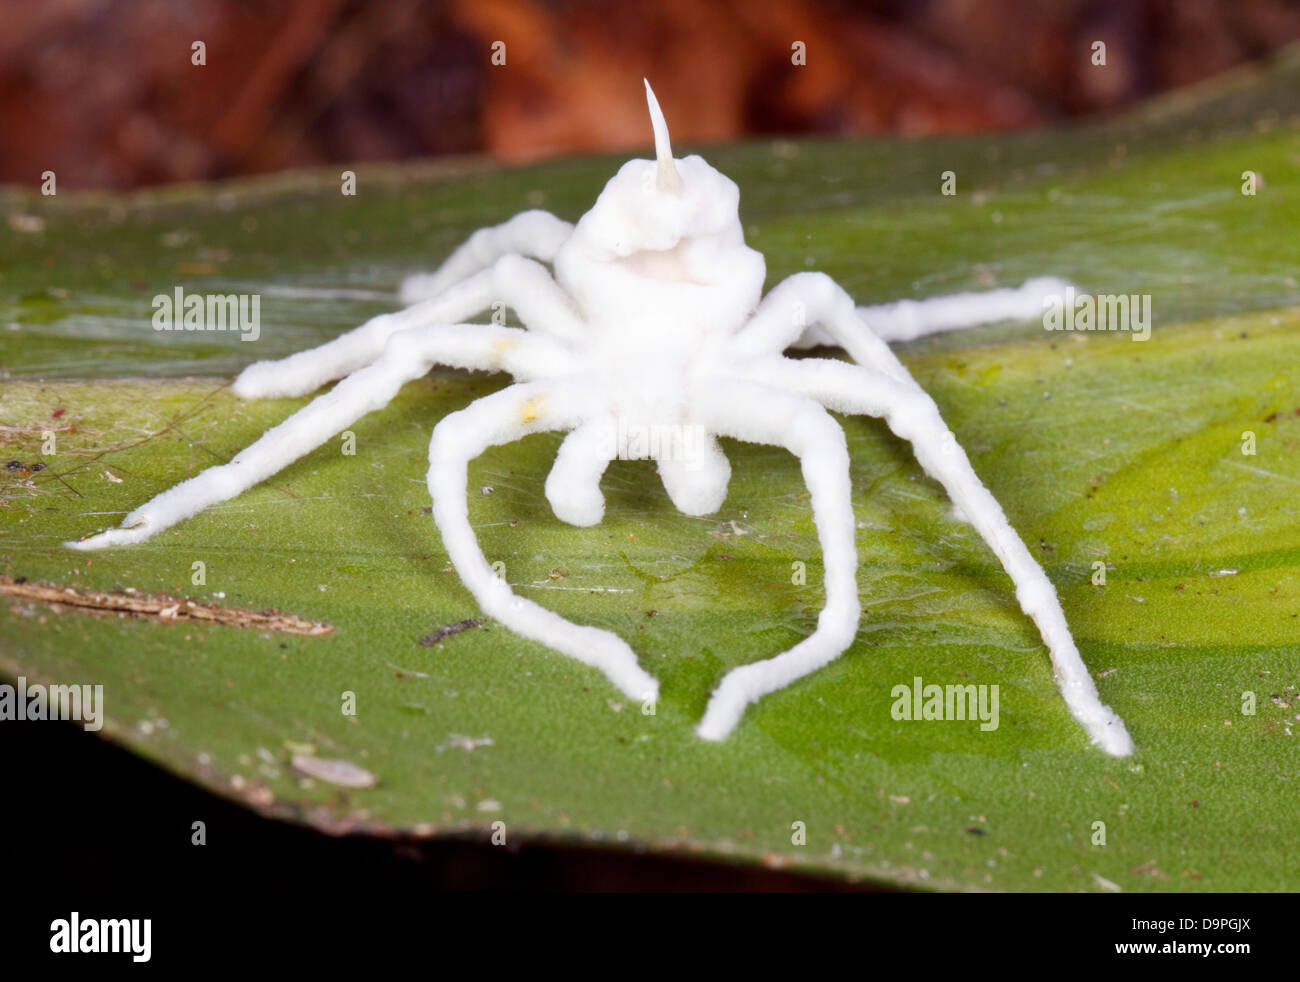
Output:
[
  {"xmin": 419, "ymin": 618, "xmax": 482, "ymax": 647},
  {"xmin": 0, "ymin": 574, "xmax": 333, "ymax": 636}
]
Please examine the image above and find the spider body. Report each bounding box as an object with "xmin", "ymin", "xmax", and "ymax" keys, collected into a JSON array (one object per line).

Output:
[
  {"xmin": 69, "ymin": 81, "xmax": 1134, "ymax": 756},
  {"xmin": 550, "ymin": 150, "xmax": 765, "ymax": 479}
]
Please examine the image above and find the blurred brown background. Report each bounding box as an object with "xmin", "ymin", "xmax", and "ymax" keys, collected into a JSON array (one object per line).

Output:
[{"xmin": 3, "ymin": 0, "xmax": 1299, "ymax": 190}]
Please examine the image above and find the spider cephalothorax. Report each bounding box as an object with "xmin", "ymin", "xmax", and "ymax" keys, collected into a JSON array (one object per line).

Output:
[{"xmin": 70, "ymin": 81, "xmax": 1133, "ymax": 755}]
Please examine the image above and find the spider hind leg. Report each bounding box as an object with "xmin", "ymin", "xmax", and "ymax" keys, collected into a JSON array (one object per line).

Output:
[
  {"xmin": 545, "ymin": 420, "xmax": 614, "ymax": 527},
  {"xmin": 399, "ymin": 210, "xmax": 573, "ymax": 304},
  {"xmin": 234, "ymin": 251, "xmax": 585, "ymax": 401}
]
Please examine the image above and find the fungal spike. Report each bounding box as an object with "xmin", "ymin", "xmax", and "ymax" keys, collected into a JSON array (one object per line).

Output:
[{"xmin": 643, "ymin": 79, "xmax": 680, "ymax": 194}]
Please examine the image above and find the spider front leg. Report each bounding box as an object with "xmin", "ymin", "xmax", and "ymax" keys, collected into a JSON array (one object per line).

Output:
[
  {"xmin": 428, "ymin": 382, "xmax": 659, "ymax": 703},
  {"xmin": 543, "ymin": 419, "xmax": 733, "ymax": 527},
  {"xmin": 545, "ymin": 419, "xmax": 614, "ymax": 526},
  {"xmin": 235, "ymin": 251, "xmax": 586, "ymax": 400},
  {"xmin": 399, "ymin": 210, "xmax": 574, "ymax": 303},
  {"xmin": 744, "ymin": 355, "xmax": 1134, "ymax": 756},
  {"xmin": 693, "ymin": 379, "xmax": 861, "ymax": 741},
  {"xmin": 656, "ymin": 435, "xmax": 732, "ymax": 517},
  {"xmin": 67, "ymin": 325, "xmax": 573, "ymax": 550}
]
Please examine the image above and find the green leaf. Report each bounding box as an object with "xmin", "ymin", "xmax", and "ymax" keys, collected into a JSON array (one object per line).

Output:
[{"xmin": 3, "ymin": 51, "xmax": 1299, "ymax": 890}]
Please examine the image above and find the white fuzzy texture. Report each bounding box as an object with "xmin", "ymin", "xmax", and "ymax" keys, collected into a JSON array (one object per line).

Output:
[
  {"xmin": 67, "ymin": 82, "xmax": 1131, "ymax": 756},
  {"xmin": 792, "ymin": 276, "xmax": 1073, "ymax": 348}
]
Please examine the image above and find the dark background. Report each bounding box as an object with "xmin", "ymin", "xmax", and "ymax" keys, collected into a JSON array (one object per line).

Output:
[
  {"xmin": 6, "ymin": 714, "xmax": 871, "ymax": 892},
  {"xmin": 7, "ymin": 712, "xmax": 1284, "ymax": 961},
  {"xmin": 3, "ymin": 0, "xmax": 1300, "ymax": 190}
]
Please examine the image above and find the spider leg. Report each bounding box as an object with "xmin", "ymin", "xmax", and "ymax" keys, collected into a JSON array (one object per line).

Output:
[
  {"xmin": 693, "ymin": 379, "xmax": 860, "ymax": 741},
  {"xmin": 742, "ymin": 355, "xmax": 1134, "ymax": 757},
  {"xmin": 544, "ymin": 420, "xmax": 734, "ymax": 525},
  {"xmin": 656, "ymin": 434, "xmax": 731, "ymax": 516},
  {"xmin": 399, "ymin": 210, "xmax": 574, "ymax": 304},
  {"xmin": 729, "ymin": 272, "xmax": 913, "ymax": 384},
  {"xmin": 545, "ymin": 419, "xmax": 614, "ymax": 527},
  {"xmin": 731, "ymin": 272, "xmax": 1069, "ymax": 376},
  {"xmin": 800, "ymin": 277, "xmax": 1070, "ymax": 346},
  {"xmin": 66, "ymin": 325, "xmax": 573, "ymax": 551},
  {"xmin": 428, "ymin": 382, "xmax": 659, "ymax": 702},
  {"xmin": 235, "ymin": 252, "xmax": 586, "ymax": 400}
]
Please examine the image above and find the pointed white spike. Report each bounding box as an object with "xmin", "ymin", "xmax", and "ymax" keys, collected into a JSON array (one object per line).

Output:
[{"xmin": 643, "ymin": 79, "xmax": 680, "ymax": 193}]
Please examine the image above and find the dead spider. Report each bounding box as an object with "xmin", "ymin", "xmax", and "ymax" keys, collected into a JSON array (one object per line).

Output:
[{"xmin": 69, "ymin": 82, "xmax": 1132, "ymax": 755}]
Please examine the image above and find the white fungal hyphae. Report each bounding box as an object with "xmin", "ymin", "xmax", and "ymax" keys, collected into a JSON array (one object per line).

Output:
[{"xmin": 68, "ymin": 80, "xmax": 1133, "ymax": 756}]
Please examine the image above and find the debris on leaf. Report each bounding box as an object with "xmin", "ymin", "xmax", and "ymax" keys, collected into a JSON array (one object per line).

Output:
[
  {"xmin": 0, "ymin": 574, "xmax": 333, "ymax": 636},
  {"xmin": 290, "ymin": 755, "xmax": 378, "ymax": 788},
  {"xmin": 419, "ymin": 618, "xmax": 482, "ymax": 647},
  {"xmin": 437, "ymin": 734, "xmax": 494, "ymax": 753}
]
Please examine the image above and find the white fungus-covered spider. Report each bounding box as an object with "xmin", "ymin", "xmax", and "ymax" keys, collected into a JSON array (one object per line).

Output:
[{"xmin": 69, "ymin": 81, "xmax": 1133, "ymax": 756}]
